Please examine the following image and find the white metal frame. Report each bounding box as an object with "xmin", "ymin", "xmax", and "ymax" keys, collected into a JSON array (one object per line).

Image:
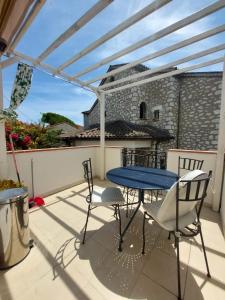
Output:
[
  {"xmin": 0, "ymin": 58, "xmax": 7, "ymax": 178},
  {"xmin": 85, "ymin": 23, "xmax": 225, "ymax": 85},
  {"xmin": 72, "ymin": 0, "xmax": 225, "ymax": 79},
  {"xmin": 57, "ymin": 0, "xmax": 171, "ymax": 72},
  {"xmin": 37, "ymin": 0, "xmax": 114, "ymax": 62},
  {"xmin": 7, "ymin": 0, "xmax": 47, "ymax": 52},
  {"xmin": 1, "ymin": 0, "xmax": 225, "ymax": 210}
]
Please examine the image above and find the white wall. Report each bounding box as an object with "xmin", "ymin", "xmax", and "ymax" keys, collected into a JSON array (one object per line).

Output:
[
  {"xmin": 95, "ymin": 146, "xmax": 122, "ymax": 176},
  {"xmin": 221, "ymin": 167, "xmax": 225, "ymax": 234},
  {"xmin": 75, "ymin": 139, "xmax": 152, "ymax": 148},
  {"xmin": 6, "ymin": 146, "xmax": 122, "ymax": 197},
  {"xmin": 167, "ymin": 149, "xmax": 217, "ymax": 206},
  {"xmin": 7, "ymin": 146, "xmax": 224, "ymax": 223},
  {"xmin": 7, "ymin": 146, "xmax": 98, "ymax": 197}
]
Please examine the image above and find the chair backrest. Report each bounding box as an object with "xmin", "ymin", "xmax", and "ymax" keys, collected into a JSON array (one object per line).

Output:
[
  {"xmin": 123, "ymin": 152, "xmax": 150, "ymax": 167},
  {"xmin": 157, "ymin": 170, "xmax": 211, "ymax": 227},
  {"xmin": 122, "ymin": 148, "xmax": 167, "ymax": 169},
  {"xmin": 178, "ymin": 156, "xmax": 204, "ymax": 177},
  {"xmin": 82, "ymin": 158, "xmax": 93, "ymax": 202}
]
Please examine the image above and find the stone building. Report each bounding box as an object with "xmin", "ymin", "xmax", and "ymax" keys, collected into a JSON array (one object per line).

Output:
[{"xmin": 82, "ymin": 64, "xmax": 222, "ymax": 151}]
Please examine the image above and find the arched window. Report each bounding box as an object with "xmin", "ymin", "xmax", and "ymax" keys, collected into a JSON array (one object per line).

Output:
[{"xmin": 140, "ymin": 102, "xmax": 147, "ymax": 119}]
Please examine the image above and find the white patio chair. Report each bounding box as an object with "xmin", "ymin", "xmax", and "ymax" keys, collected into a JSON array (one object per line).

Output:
[
  {"xmin": 82, "ymin": 158, "xmax": 125, "ymax": 244},
  {"xmin": 163, "ymin": 156, "xmax": 204, "ymax": 207},
  {"xmin": 142, "ymin": 169, "xmax": 212, "ymax": 300}
]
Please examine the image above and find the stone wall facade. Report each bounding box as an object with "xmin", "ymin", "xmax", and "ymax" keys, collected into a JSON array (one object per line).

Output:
[
  {"xmin": 84, "ymin": 66, "xmax": 222, "ymax": 151},
  {"xmin": 178, "ymin": 75, "xmax": 222, "ymax": 150}
]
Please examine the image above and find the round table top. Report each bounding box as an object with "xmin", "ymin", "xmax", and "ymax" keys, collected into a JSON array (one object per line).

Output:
[{"xmin": 106, "ymin": 166, "xmax": 178, "ymax": 190}]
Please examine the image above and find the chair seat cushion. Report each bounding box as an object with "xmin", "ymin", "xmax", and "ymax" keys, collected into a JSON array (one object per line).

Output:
[
  {"xmin": 91, "ymin": 187, "xmax": 125, "ymax": 206},
  {"xmin": 143, "ymin": 201, "xmax": 197, "ymax": 231}
]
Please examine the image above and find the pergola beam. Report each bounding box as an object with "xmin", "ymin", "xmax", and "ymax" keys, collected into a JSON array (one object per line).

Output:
[
  {"xmin": 38, "ymin": 0, "xmax": 114, "ymax": 62},
  {"xmin": 86, "ymin": 23, "xmax": 225, "ymax": 85},
  {"xmin": 0, "ymin": 56, "xmax": 16, "ymax": 69},
  {"xmin": 8, "ymin": 0, "xmax": 46, "ymax": 51},
  {"xmin": 100, "ymin": 43, "xmax": 225, "ymax": 89},
  {"xmin": 102, "ymin": 57, "xmax": 224, "ymax": 95},
  {"xmin": 99, "ymin": 92, "xmax": 106, "ymax": 180},
  {"xmin": 57, "ymin": 0, "xmax": 171, "ymax": 72},
  {"xmin": 72, "ymin": 0, "xmax": 225, "ymax": 79},
  {"xmin": 0, "ymin": 58, "xmax": 7, "ymax": 178},
  {"xmin": 213, "ymin": 55, "xmax": 225, "ymax": 211},
  {"xmin": 11, "ymin": 50, "xmax": 97, "ymax": 93}
]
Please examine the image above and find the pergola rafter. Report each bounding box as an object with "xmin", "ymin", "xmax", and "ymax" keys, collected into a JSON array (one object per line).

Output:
[
  {"xmin": 37, "ymin": 0, "xmax": 114, "ymax": 62},
  {"xmin": 10, "ymin": 50, "xmax": 97, "ymax": 93},
  {"xmin": 86, "ymin": 23, "xmax": 225, "ymax": 85},
  {"xmin": 101, "ymin": 56, "xmax": 224, "ymax": 94},
  {"xmin": 99, "ymin": 43, "xmax": 225, "ymax": 90},
  {"xmin": 0, "ymin": 57, "xmax": 16, "ymax": 69},
  {"xmin": 56, "ymin": 0, "xmax": 171, "ymax": 72},
  {"xmin": 1, "ymin": 0, "xmax": 225, "ymax": 211},
  {"xmin": 8, "ymin": 0, "xmax": 46, "ymax": 52},
  {"xmin": 71, "ymin": 0, "xmax": 225, "ymax": 79}
]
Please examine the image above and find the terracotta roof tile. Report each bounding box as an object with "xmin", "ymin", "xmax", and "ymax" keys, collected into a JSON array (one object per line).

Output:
[{"xmin": 75, "ymin": 120, "xmax": 173, "ymax": 141}]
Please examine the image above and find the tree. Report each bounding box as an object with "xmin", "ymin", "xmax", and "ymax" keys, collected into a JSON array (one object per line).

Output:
[{"xmin": 41, "ymin": 112, "xmax": 76, "ymax": 126}]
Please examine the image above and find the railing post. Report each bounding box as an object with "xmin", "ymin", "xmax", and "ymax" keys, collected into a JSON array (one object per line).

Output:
[
  {"xmin": 0, "ymin": 60, "xmax": 8, "ymax": 179},
  {"xmin": 213, "ymin": 55, "xmax": 225, "ymax": 211},
  {"xmin": 99, "ymin": 92, "xmax": 105, "ymax": 180}
]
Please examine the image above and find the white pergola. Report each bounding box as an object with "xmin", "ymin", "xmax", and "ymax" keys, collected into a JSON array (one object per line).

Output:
[{"xmin": 1, "ymin": 0, "xmax": 225, "ymax": 211}]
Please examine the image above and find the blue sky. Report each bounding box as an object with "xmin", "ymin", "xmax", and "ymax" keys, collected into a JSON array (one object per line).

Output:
[{"xmin": 2, "ymin": 0, "xmax": 225, "ymax": 125}]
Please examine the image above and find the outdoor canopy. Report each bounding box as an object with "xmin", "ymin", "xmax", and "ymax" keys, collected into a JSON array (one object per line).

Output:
[{"xmin": 0, "ymin": 0, "xmax": 225, "ymax": 211}]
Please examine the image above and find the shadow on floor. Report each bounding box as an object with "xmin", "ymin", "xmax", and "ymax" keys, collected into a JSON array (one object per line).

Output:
[{"xmin": 51, "ymin": 209, "xmax": 206, "ymax": 299}]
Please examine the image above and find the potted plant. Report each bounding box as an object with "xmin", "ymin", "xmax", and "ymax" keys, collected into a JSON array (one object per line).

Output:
[{"xmin": 0, "ymin": 179, "xmax": 22, "ymax": 191}]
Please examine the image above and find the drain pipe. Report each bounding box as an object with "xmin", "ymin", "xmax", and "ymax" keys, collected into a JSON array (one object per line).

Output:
[
  {"xmin": 154, "ymin": 141, "xmax": 159, "ymax": 168},
  {"xmin": 176, "ymin": 84, "xmax": 181, "ymax": 149}
]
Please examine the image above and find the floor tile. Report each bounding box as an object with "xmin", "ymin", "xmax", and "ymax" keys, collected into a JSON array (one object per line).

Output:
[
  {"xmin": 130, "ymin": 274, "xmax": 177, "ymax": 300},
  {"xmin": 184, "ymin": 269, "xmax": 225, "ymax": 300},
  {"xmin": 142, "ymin": 247, "xmax": 188, "ymax": 298},
  {"xmin": 1, "ymin": 183, "xmax": 225, "ymax": 300}
]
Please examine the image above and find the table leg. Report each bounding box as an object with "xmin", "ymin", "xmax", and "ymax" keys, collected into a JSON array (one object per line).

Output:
[{"xmin": 118, "ymin": 189, "xmax": 143, "ymax": 251}]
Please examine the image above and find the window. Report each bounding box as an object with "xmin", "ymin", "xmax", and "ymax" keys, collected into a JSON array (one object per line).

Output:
[
  {"xmin": 153, "ymin": 109, "xmax": 160, "ymax": 121},
  {"xmin": 140, "ymin": 102, "xmax": 147, "ymax": 119}
]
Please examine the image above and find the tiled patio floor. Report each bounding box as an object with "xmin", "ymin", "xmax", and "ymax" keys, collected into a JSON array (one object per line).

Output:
[{"xmin": 1, "ymin": 180, "xmax": 225, "ymax": 300}]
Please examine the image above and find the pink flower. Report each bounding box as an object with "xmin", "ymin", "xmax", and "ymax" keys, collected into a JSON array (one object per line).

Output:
[
  {"xmin": 11, "ymin": 133, "xmax": 19, "ymax": 141},
  {"xmin": 6, "ymin": 142, "xmax": 12, "ymax": 151},
  {"xmin": 23, "ymin": 135, "xmax": 31, "ymax": 145},
  {"xmin": 5, "ymin": 127, "xmax": 11, "ymax": 133}
]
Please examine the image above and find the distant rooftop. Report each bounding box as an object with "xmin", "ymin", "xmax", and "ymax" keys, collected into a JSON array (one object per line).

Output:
[{"xmin": 73, "ymin": 120, "xmax": 173, "ymax": 141}]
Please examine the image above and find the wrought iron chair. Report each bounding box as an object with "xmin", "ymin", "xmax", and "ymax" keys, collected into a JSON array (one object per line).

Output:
[
  {"xmin": 82, "ymin": 158, "xmax": 125, "ymax": 244},
  {"xmin": 142, "ymin": 170, "xmax": 212, "ymax": 300},
  {"xmin": 122, "ymin": 149, "xmax": 167, "ymax": 209},
  {"xmin": 178, "ymin": 156, "xmax": 204, "ymax": 177},
  {"xmin": 122, "ymin": 151, "xmax": 151, "ymax": 216}
]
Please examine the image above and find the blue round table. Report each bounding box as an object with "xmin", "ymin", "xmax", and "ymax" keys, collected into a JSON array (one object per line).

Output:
[
  {"xmin": 106, "ymin": 166, "xmax": 178, "ymax": 250},
  {"xmin": 106, "ymin": 166, "xmax": 177, "ymax": 191}
]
